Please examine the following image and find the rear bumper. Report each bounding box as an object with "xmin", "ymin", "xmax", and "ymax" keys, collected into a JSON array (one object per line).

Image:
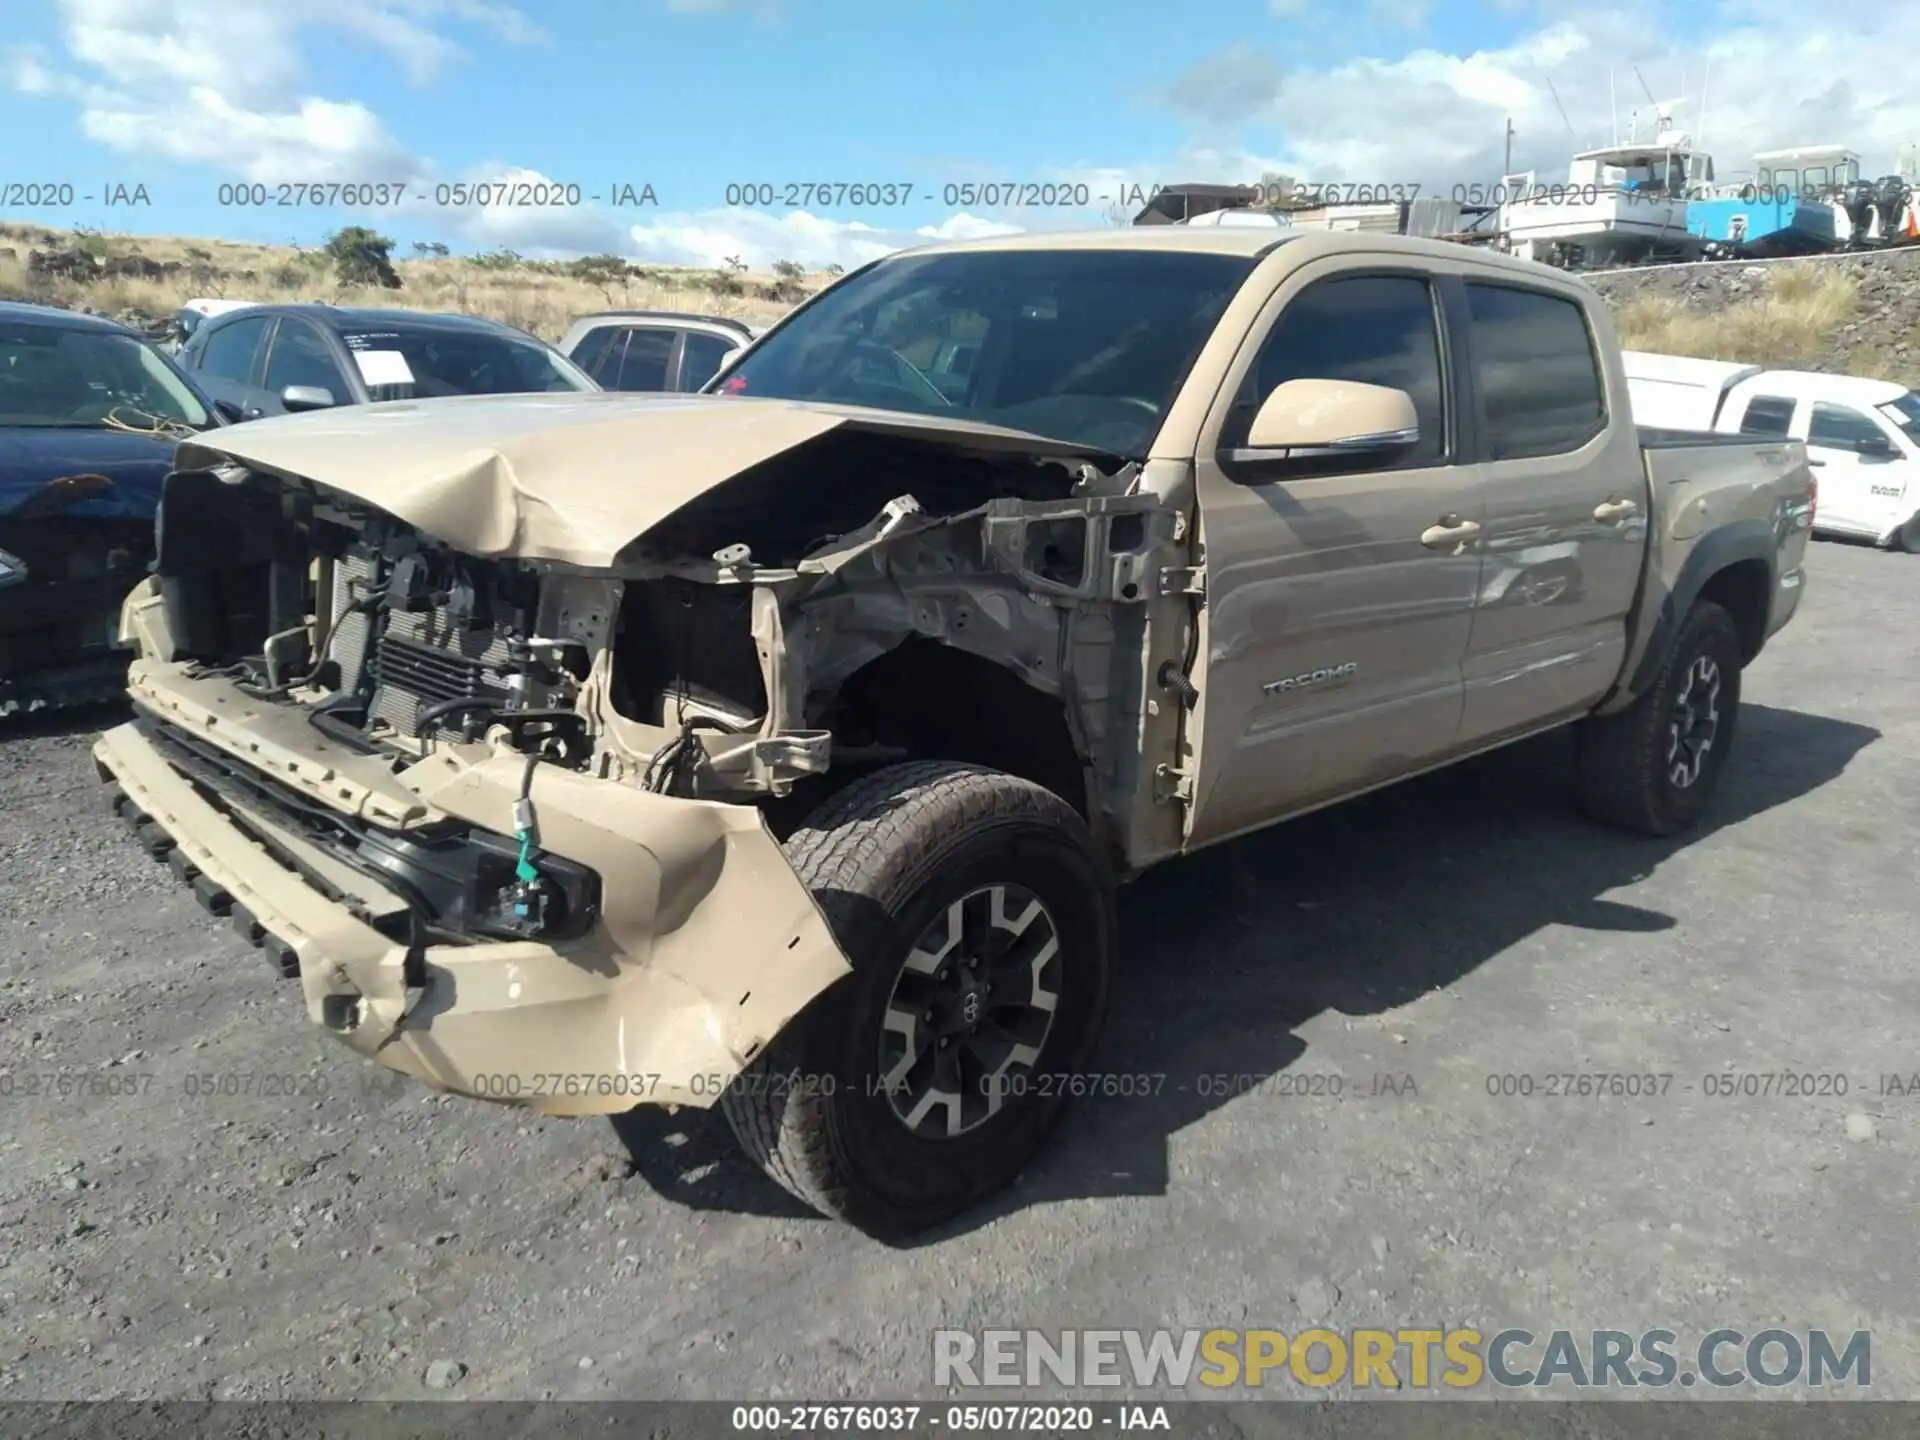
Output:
[
  {"xmin": 1768, "ymin": 561, "xmax": 1807, "ymax": 640},
  {"xmin": 93, "ymin": 687, "xmax": 852, "ymax": 1116}
]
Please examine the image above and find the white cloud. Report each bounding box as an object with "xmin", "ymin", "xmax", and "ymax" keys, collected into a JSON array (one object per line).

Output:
[
  {"xmin": 1155, "ymin": 3, "xmax": 1920, "ymax": 190},
  {"xmin": 618, "ymin": 209, "xmax": 1026, "ymax": 270},
  {"xmin": 1367, "ymin": 0, "xmax": 1431, "ymax": 28},
  {"xmin": 20, "ymin": 0, "xmax": 543, "ymax": 182}
]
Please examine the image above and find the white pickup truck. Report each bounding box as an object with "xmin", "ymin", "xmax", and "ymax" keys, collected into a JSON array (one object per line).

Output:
[{"xmin": 1624, "ymin": 351, "xmax": 1920, "ymax": 552}]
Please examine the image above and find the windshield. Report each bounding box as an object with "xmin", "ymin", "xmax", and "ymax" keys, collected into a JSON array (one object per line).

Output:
[
  {"xmin": 1876, "ymin": 392, "xmax": 1920, "ymax": 440},
  {"xmin": 712, "ymin": 248, "xmax": 1260, "ymax": 456},
  {"xmin": 0, "ymin": 320, "xmax": 212, "ymax": 429},
  {"xmin": 339, "ymin": 327, "xmax": 596, "ymax": 401}
]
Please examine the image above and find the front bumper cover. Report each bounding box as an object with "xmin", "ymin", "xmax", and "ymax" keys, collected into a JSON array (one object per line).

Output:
[{"xmin": 93, "ymin": 669, "xmax": 853, "ymax": 1116}]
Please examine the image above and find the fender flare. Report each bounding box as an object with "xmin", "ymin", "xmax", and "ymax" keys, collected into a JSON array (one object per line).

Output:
[{"xmin": 1600, "ymin": 518, "xmax": 1779, "ymax": 713}]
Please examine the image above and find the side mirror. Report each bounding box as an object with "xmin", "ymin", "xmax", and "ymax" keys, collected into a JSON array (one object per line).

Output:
[
  {"xmin": 281, "ymin": 385, "xmax": 336, "ymax": 413},
  {"xmin": 1854, "ymin": 433, "xmax": 1895, "ymax": 457},
  {"xmin": 1233, "ymin": 377, "xmax": 1420, "ymax": 462},
  {"xmin": 213, "ymin": 399, "xmax": 246, "ymax": 425}
]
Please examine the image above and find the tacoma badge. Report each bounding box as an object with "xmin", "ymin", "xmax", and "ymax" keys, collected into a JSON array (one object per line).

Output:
[{"xmin": 1262, "ymin": 662, "xmax": 1358, "ymax": 695}]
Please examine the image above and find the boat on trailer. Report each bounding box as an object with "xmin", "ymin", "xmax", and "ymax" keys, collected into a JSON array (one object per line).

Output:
[
  {"xmin": 1688, "ymin": 145, "xmax": 1858, "ymax": 257},
  {"xmin": 1497, "ymin": 122, "xmax": 1711, "ymax": 268}
]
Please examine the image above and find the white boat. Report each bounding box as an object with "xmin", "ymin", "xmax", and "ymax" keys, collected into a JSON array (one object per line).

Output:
[{"xmin": 1498, "ymin": 121, "xmax": 1711, "ymax": 268}]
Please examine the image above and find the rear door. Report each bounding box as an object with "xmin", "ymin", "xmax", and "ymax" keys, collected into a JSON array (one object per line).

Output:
[
  {"xmin": 573, "ymin": 324, "xmax": 682, "ymax": 391},
  {"xmin": 1454, "ymin": 278, "xmax": 1646, "ymax": 744},
  {"xmin": 1183, "ymin": 260, "xmax": 1486, "ymax": 849}
]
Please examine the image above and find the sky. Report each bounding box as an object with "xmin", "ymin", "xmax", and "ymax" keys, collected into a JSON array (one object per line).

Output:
[{"xmin": 3, "ymin": 0, "xmax": 1919, "ymax": 269}]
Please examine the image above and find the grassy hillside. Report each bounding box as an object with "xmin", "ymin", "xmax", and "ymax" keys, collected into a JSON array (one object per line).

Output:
[
  {"xmin": 1586, "ymin": 250, "xmax": 1920, "ymax": 386},
  {"xmin": 0, "ymin": 223, "xmax": 833, "ymax": 340},
  {"xmin": 10, "ymin": 218, "xmax": 1918, "ymax": 389}
]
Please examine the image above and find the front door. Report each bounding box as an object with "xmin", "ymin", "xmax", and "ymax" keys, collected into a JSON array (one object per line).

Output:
[
  {"xmin": 1796, "ymin": 399, "xmax": 1906, "ymax": 535},
  {"xmin": 1184, "ymin": 262, "xmax": 1486, "ymax": 851},
  {"xmin": 1454, "ymin": 278, "xmax": 1649, "ymax": 743}
]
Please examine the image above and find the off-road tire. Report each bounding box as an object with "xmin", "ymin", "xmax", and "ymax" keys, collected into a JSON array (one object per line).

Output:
[
  {"xmin": 1575, "ymin": 599, "xmax": 1743, "ymax": 837},
  {"xmin": 720, "ymin": 760, "xmax": 1115, "ymax": 1237}
]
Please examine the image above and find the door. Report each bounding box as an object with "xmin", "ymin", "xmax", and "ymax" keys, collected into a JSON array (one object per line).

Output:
[
  {"xmin": 1796, "ymin": 399, "xmax": 1904, "ymax": 534},
  {"xmin": 258, "ymin": 318, "xmax": 353, "ymax": 414},
  {"xmin": 1455, "ymin": 279, "xmax": 1646, "ymax": 743},
  {"xmin": 1184, "ymin": 264, "xmax": 1486, "ymax": 850},
  {"xmin": 676, "ymin": 329, "xmax": 741, "ymax": 391},
  {"xmin": 188, "ymin": 314, "xmax": 274, "ymax": 418}
]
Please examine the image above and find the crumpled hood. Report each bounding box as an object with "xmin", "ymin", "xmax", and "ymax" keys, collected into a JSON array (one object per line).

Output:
[
  {"xmin": 0, "ymin": 426, "xmax": 181, "ymax": 521},
  {"xmin": 171, "ymin": 391, "xmax": 1114, "ymax": 568}
]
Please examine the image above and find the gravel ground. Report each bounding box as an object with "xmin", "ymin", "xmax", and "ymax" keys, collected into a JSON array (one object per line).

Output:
[{"xmin": 1, "ymin": 538, "xmax": 1915, "ymax": 1404}]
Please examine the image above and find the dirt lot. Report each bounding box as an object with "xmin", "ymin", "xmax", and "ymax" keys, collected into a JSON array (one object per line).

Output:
[{"xmin": 1, "ymin": 539, "xmax": 1914, "ymax": 1403}]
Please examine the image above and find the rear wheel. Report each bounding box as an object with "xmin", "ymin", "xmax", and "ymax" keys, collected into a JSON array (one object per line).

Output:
[
  {"xmin": 721, "ymin": 761, "xmax": 1115, "ymax": 1236},
  {"xmin": 1894, "ymin": 512, "xmax": 1920, "ymax": 553},
  {"xmin": 1575, "ymin": 600, "xmax": 1743, "ymax": 837}
]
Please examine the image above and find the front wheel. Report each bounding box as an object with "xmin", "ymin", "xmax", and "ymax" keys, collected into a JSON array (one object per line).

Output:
[
  {"xmin": 1893, "ymin": 512, "xmax": 1920, "ymax": 554},
  {"xmin": 721, "ymin": 761, "xmax": 1115, "ymax": 1236},
  {"xmin": 1574, "ymin": 599, "xmax": 1744, "ymax": 836}
]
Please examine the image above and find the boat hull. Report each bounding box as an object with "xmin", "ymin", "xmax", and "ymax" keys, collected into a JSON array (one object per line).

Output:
[
  {"xmin": 1500, "ymin": 193, "xmax": 1702, "ymax": 265},
  {"xmin": 1686, "ymin": 196, "xmax": 1840, "ymax": 257}
]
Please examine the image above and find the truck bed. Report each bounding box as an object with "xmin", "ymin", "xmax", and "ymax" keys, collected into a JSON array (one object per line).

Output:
[{"xmin": 1637, "ymin": 425, "xmax": 1778, "ymax": 449}]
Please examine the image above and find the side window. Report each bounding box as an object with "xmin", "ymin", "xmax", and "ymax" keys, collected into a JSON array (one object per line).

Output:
[
  {"xmin": 262, "ymin": 321, "xmax": 347, "ymax": 396},
  {"xmin": 1225, "ymin": 274, "xmax": 1446, "ymax": 466},
  {"xmin": 1807, "ymin": 402, "xmax": 1883, "ymax": 448},
  {"xmin": 607, "ymin": 327, "xmax": 676, "ymax": 391},
  {"xmin": 678, "ymin": 331, "xmax": 737, "ymax": 391},
  {"xmin": 568, "ymin": 325, "xmax": 620, "ymax": 377},
  {"xmin": 1464, "ymin": 283, "xmax": 1606, "ymax": 461},
  {"xmin": 1737, "ymin": 395, "xmax": 1795, "ymax": 437},
  {"xmin": 197, "ymin": 316, "xmax": 271, "ymax": 384}
]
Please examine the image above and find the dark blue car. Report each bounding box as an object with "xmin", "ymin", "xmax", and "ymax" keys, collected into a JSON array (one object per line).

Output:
[{"xmin": 0, "ymin": 301, "xmax": 227, "ymax": 715}]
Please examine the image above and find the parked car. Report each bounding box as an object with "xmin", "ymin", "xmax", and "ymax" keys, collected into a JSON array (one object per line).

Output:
[
  {"xmin": 97, "ymin": 229, "xmax": 1813, "ymax": 1236},
  {"xmin": 0, "ymin": 301, "xmax": 226, "ymax": 715},
  {"xmin": 172, "ymin": 298, "xmax": 259, "ymax": 352},
  {"xmin": 175, "ymin": 304, "xmax": 596, "ymax": 419},
  {"xmin": 558, "ymin": 310, "xmax": 757, "ymax": 392},
  {"xmin": 1623, "ymin": 350, "xmax": 1920, "ymax": 551}
]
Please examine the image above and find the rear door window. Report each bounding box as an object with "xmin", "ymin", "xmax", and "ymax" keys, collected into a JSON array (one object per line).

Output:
[
  {"xmin": 605, "ymin": 327, "xmax": 676, "ymax": 391},
  {"xmin": 568, "ymin": 325, "xmax": 622, "ymax": 377},
  {"xmin": 1737, "ymin": 394, "xmax": 1795, "ymax": 437},
  {"xmin": 1464, "ymin": 283, "xmax": 1606, "ymax": 460}
]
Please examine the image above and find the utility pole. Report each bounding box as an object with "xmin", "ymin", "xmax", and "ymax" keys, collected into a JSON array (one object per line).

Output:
[{"xmin": 1504, "ymin": 117, "xmax": 1515, "ymax": 175}]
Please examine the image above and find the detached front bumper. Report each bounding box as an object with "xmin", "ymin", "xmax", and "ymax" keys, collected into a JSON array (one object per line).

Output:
[{"xmin": 93, "ymin": 675, "xmax": 853, "ymax": 1116}]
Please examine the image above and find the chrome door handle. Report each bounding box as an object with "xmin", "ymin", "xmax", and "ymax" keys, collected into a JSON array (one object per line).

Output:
[
  {"xmin": 1807, "ymin": 458, "xmax": 1826, "ymax": 467},
  {"xmin": 1593, "ymin": 497, "xmax": 1640, "ymax": 523},
  {"xmin": 1421, "ymin": 515, "xmax": 1482, "ymax": 549}
]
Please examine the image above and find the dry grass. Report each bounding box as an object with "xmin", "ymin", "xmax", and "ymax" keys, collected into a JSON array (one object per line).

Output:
[
  {"xmin": 1611, "ymin": 266, "xmax": 1874, "ymax": 374},
  {"xmin": 0, "ymin": 223, "xmax": 829, "ymax": 340}
]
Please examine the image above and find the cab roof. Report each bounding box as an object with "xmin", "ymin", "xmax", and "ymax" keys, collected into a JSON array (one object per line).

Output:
[{"xmin": 879, "ymin": 224, "xmax": 1575, "ymax": 283}]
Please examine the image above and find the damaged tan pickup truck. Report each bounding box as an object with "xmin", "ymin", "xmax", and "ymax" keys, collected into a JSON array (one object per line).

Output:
[{"xmin": 96, "ymin": 228, "xmax": 1814, "ymax": 1235}]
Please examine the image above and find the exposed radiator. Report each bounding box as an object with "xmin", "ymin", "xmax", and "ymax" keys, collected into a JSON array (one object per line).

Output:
[{"xmin": 326, "ymin": 553, "xmax": 516, "ymax": 737}]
